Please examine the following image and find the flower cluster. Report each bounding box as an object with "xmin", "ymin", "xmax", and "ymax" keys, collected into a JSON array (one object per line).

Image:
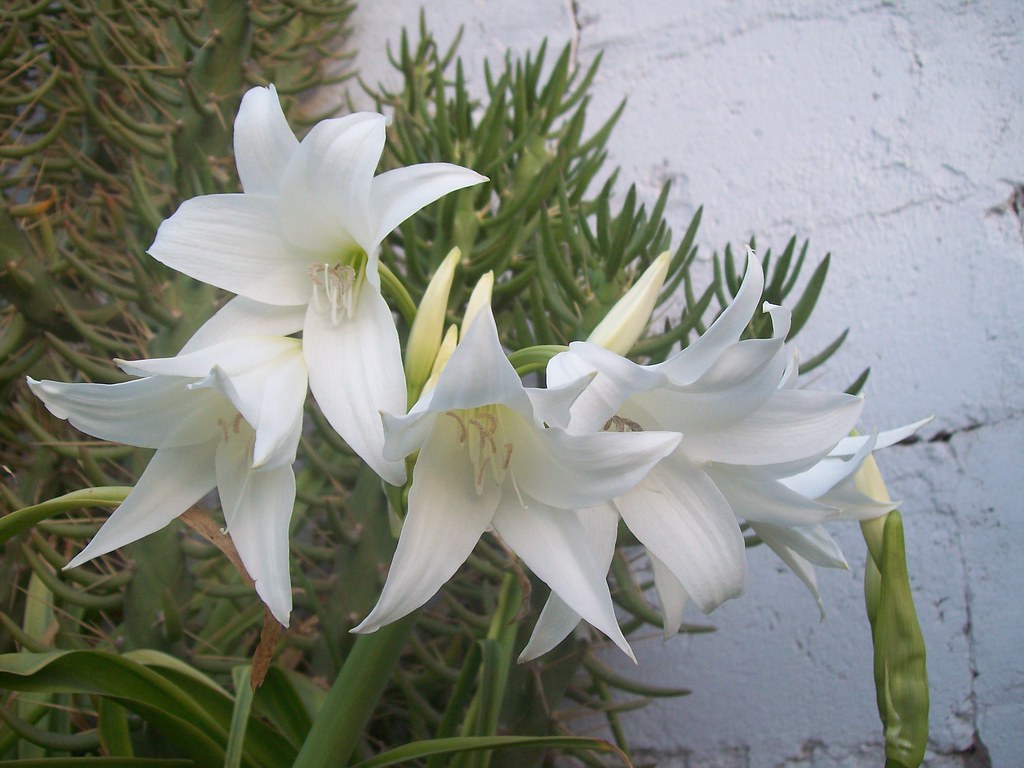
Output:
[{"xmin": 29, "ymin": 86, "xmax": 923, "ymax": 657}]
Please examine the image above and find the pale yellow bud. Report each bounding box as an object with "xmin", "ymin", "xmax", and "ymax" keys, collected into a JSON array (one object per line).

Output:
[
  {"xmin": 855, "ymin": 453, "xmax": 892, "ymax": 568},
  {"xmin": 422, "ymin": 324, "xmax": 459, "ymax": 396},
  {"xmin": 587, "ymin": 251, "xmax": 671, "ymax": 354},
  {"xmin": 462, "ymin": 271, "xmax": 494, "ymax": 337},
  {"xmin": 405, "ymin": 248, "xmax": 461, "ymax": 391}
]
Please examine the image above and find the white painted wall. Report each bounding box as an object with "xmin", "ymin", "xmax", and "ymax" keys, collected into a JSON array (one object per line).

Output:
[{"xmin": 350, "ymin": 2, "xmax": 1024, "ymax": 765}]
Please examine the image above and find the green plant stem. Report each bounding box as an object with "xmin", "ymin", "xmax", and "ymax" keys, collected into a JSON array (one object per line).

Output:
[{"xmin": 293, "ymin": 613, "xmax": 418, "ymax": 768}]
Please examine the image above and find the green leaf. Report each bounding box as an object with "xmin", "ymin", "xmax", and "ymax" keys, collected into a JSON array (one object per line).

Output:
[
  {"xmin": 0, "ymin": 488, "xmax": 129, "ymax": 546},
  {"xmin": 127, "ymin": 652, "xmax": 296, "ymax": 768},
  {"xmin": 353, "ymin": 735, "xmax": 632, "ymax": 768},
  {"xmin": 0, "ymin": 650, "xmax": 226, "ymax": 766},
  {"xmin": 798, "ymin": 329, "xmax": 849, "ymax": 374},
  {"xmin": 0, "ymin": 760, "xmax": 194, "ymax": 767},
  {"xmin": 787, "ymin": 253, "xmax": 831, "ymax": 339},
  {"xmin": 224, "ymin": 667, "xmax": 255, "ymax": 768},
  {"xmin": 97, "ymin": 698, "xmax": 133, "ymax": 757},
  {"xmin": 250, "ymin": 668, "xmax": 315, "ymax": 750},
  {"xmin": 427, "ymin": 644, "xmax": 483, "ymax": 768}
]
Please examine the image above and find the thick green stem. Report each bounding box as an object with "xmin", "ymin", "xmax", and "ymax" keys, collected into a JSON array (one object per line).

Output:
[{"xmin": 293, "ymin": 613, "xmax": 418, "ymax": 768}]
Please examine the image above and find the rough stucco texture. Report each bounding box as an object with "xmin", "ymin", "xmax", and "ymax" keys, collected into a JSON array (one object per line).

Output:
[{"xmin": 350, "ymin": 2, "xmax": 1023, "ymax": 766}]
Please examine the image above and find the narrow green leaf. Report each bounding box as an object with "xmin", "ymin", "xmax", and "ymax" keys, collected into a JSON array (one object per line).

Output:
[
  {"xmin": 251, "ymin": 668, "xmax": 314, "ymax": 750},
  {"xmin": 97, "ymin": 698, "xmax": 134, "ymax": 757},
  {"xmin": 0, "ymin": 650, "xmax": 229, "ymax": 766},
  {"xmin": 798, "ymin": 329, "xmax": 849, "ymax": 374},
  {"xmin": 426, "ymin": 645, "xmax": 484, "ymax": 768},
  {"xmin": 788, "ymin": 253, "xmax": 831, "ymax": 338},
  {"xmin": 0, "ymin": 488, "xmax": 129, "ymax": 546},
  {"xmin": 846, "ymin": 367, "xmax": 871, "ymax": 396},
  {"xmin": 224, "ymin": 667, "xmax": 255, "ymax": 768},
  {"xmin": 0, "ymin": 760, "xmax": 194, "ymax": 767},
  {"xmin": 353, "ymin": 735, "xmax": 632, "ymax": 768}
]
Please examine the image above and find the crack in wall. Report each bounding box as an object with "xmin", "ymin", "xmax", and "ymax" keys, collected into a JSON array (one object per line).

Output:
[
  {"xmin": 898, "ymin": 416, "xmax": 1020, "ymax": 446},
  {"xmin": 944, "ymin": 501, "xmax": 989, "ymax": 766}
]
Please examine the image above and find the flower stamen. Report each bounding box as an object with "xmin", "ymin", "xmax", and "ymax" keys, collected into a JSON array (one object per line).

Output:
[
  {"xmin": 446, "ymin": 406, "xmax": 516, "ymax": 495},
  {"xmin": 308, "ymin": 262, "xmax": 360, "ymax": 324},
  {"xmin": 603, "ymin": 415, "xmax": 644, "ymax": 433}
]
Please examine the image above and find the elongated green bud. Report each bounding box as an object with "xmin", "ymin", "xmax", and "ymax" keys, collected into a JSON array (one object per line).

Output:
[
  {"xmin": 405, "ymin": 247, "xmax": 461, "ymax": 392},
  {"xmin": 857, "ymin": 457, "xmax": 929, "ymax": 768},
  {"xmin": 873, "ymin": 512, "xmax": 929, "ymax": 768},
  {"xmin": 587, "ymin": 251, "xmax": 670, "ymax": 355}
]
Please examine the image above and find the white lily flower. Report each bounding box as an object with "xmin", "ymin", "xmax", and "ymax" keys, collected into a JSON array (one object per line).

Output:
[
  {"xmin": 148, "ymin": 85, "xmax": 487, "ymax": 485},
  {"xmin": 523, "ymin": 251, "xmax": 866, "ymax": 656},
  {"xmin": 26, "ymin": 334, "xmax": 308, "ymax": 626},
  {"xmin": 351, "ymin": 306, "xmax": 681, "ymax": 661}
]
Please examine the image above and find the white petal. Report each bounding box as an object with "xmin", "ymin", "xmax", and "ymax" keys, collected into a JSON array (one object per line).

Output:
[
  {"xmin": 683, "ymin": 389, "xmax": 864, "ymax": 466},
  {"xmin": 752, "ymin": 523, "xmax": 828, "ymax": 620},
  {"xmin": 524, "ymin": 372, "xmax": 593, "ymax": 430},
  {"xmin": 119, "ymin": 336, "xmax": 301, "ymax": 380},
  {"xmin": 278, "ymin": 113, "xmax": 385, "ymax": 256},
  {"xmin": 304, "ymin": 287, "xmax": 406, "ymax": 485},
  {"xmin": 650, "ymin": 553, "xmax": 689, "ymax": 638},
  {"xmin": 753, "ymin": 522, "xmax": 848, "ymax": 570},
  {"xmin": 492, "ymin": 501, "xmax": 634, "ymax": 662},
  {"xmin": 426, "ymin": 306, "xmax": 533, "ymax": 418},
  {"xmin": 616, "ymin": 457, "xmax": 746, "ymax": 613},
  {"xmin": 656, "ymin": 249, "xmax": 763, "ymax": 384},
  {"xmin": 508, "ymin": 422, "xmax": 680, "ymax": 509},
  {"xmin": 817, "ymin": 485, "xmax": 897, "ymax": 521},
  {"xmin": 216, "ymin": 442, "xmax": 297, "ymax": 626},
  {"xmin": 782, "ymin": 431, "xmax": 877, "ymax": 499},
  {"xmin": 149, "ymin": 194, "xmax": 312, "ymax": 305},
  {"xmin": 707, "ymin": 464, "xmax": 840, "ymax": 526},
  {"xmin": 66, "ymin": 444, "xmax": 216, "ymax": 569},
  {"xmin": 369, "ymin": 163, "xmax": 487, "ymax": 251},
  {"xmin": 180, "ymin": 296, "xmax": 305, "ymax": 355},
  {"xmin": 828, "ymin": 416, "xmax": 934, "ymax": 457},
  {"xmin": 234, "ymin": 85, "xmax": 299, "ymax": 195},
  {"xmin": 382, "ymin": 410, "xmax": 437, "ymax": 463},
  {"xmin": 249, "ymin": 352, "xmax": 307, "ymax": 468},
  {"xmin": 27, "ymin": 376, "xmax": 222, "ymax": 449},
  {"xmin": 518, "ymin": 502, "xmax": 620, "ymax": 661},
  {"xmin": 122, "ymin": 339, "xmax": 307, "ymax": 468},
  {"xmin": 639, "ymin": 337, "xmax": 787, "ymax": 435},
  {"xmin": 519, "ymin": 594, "xmax": 580, "ymax": 662},
  {"xmin": 352, "ymin": 417, "xmax": 501, "ymax": 633}
]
